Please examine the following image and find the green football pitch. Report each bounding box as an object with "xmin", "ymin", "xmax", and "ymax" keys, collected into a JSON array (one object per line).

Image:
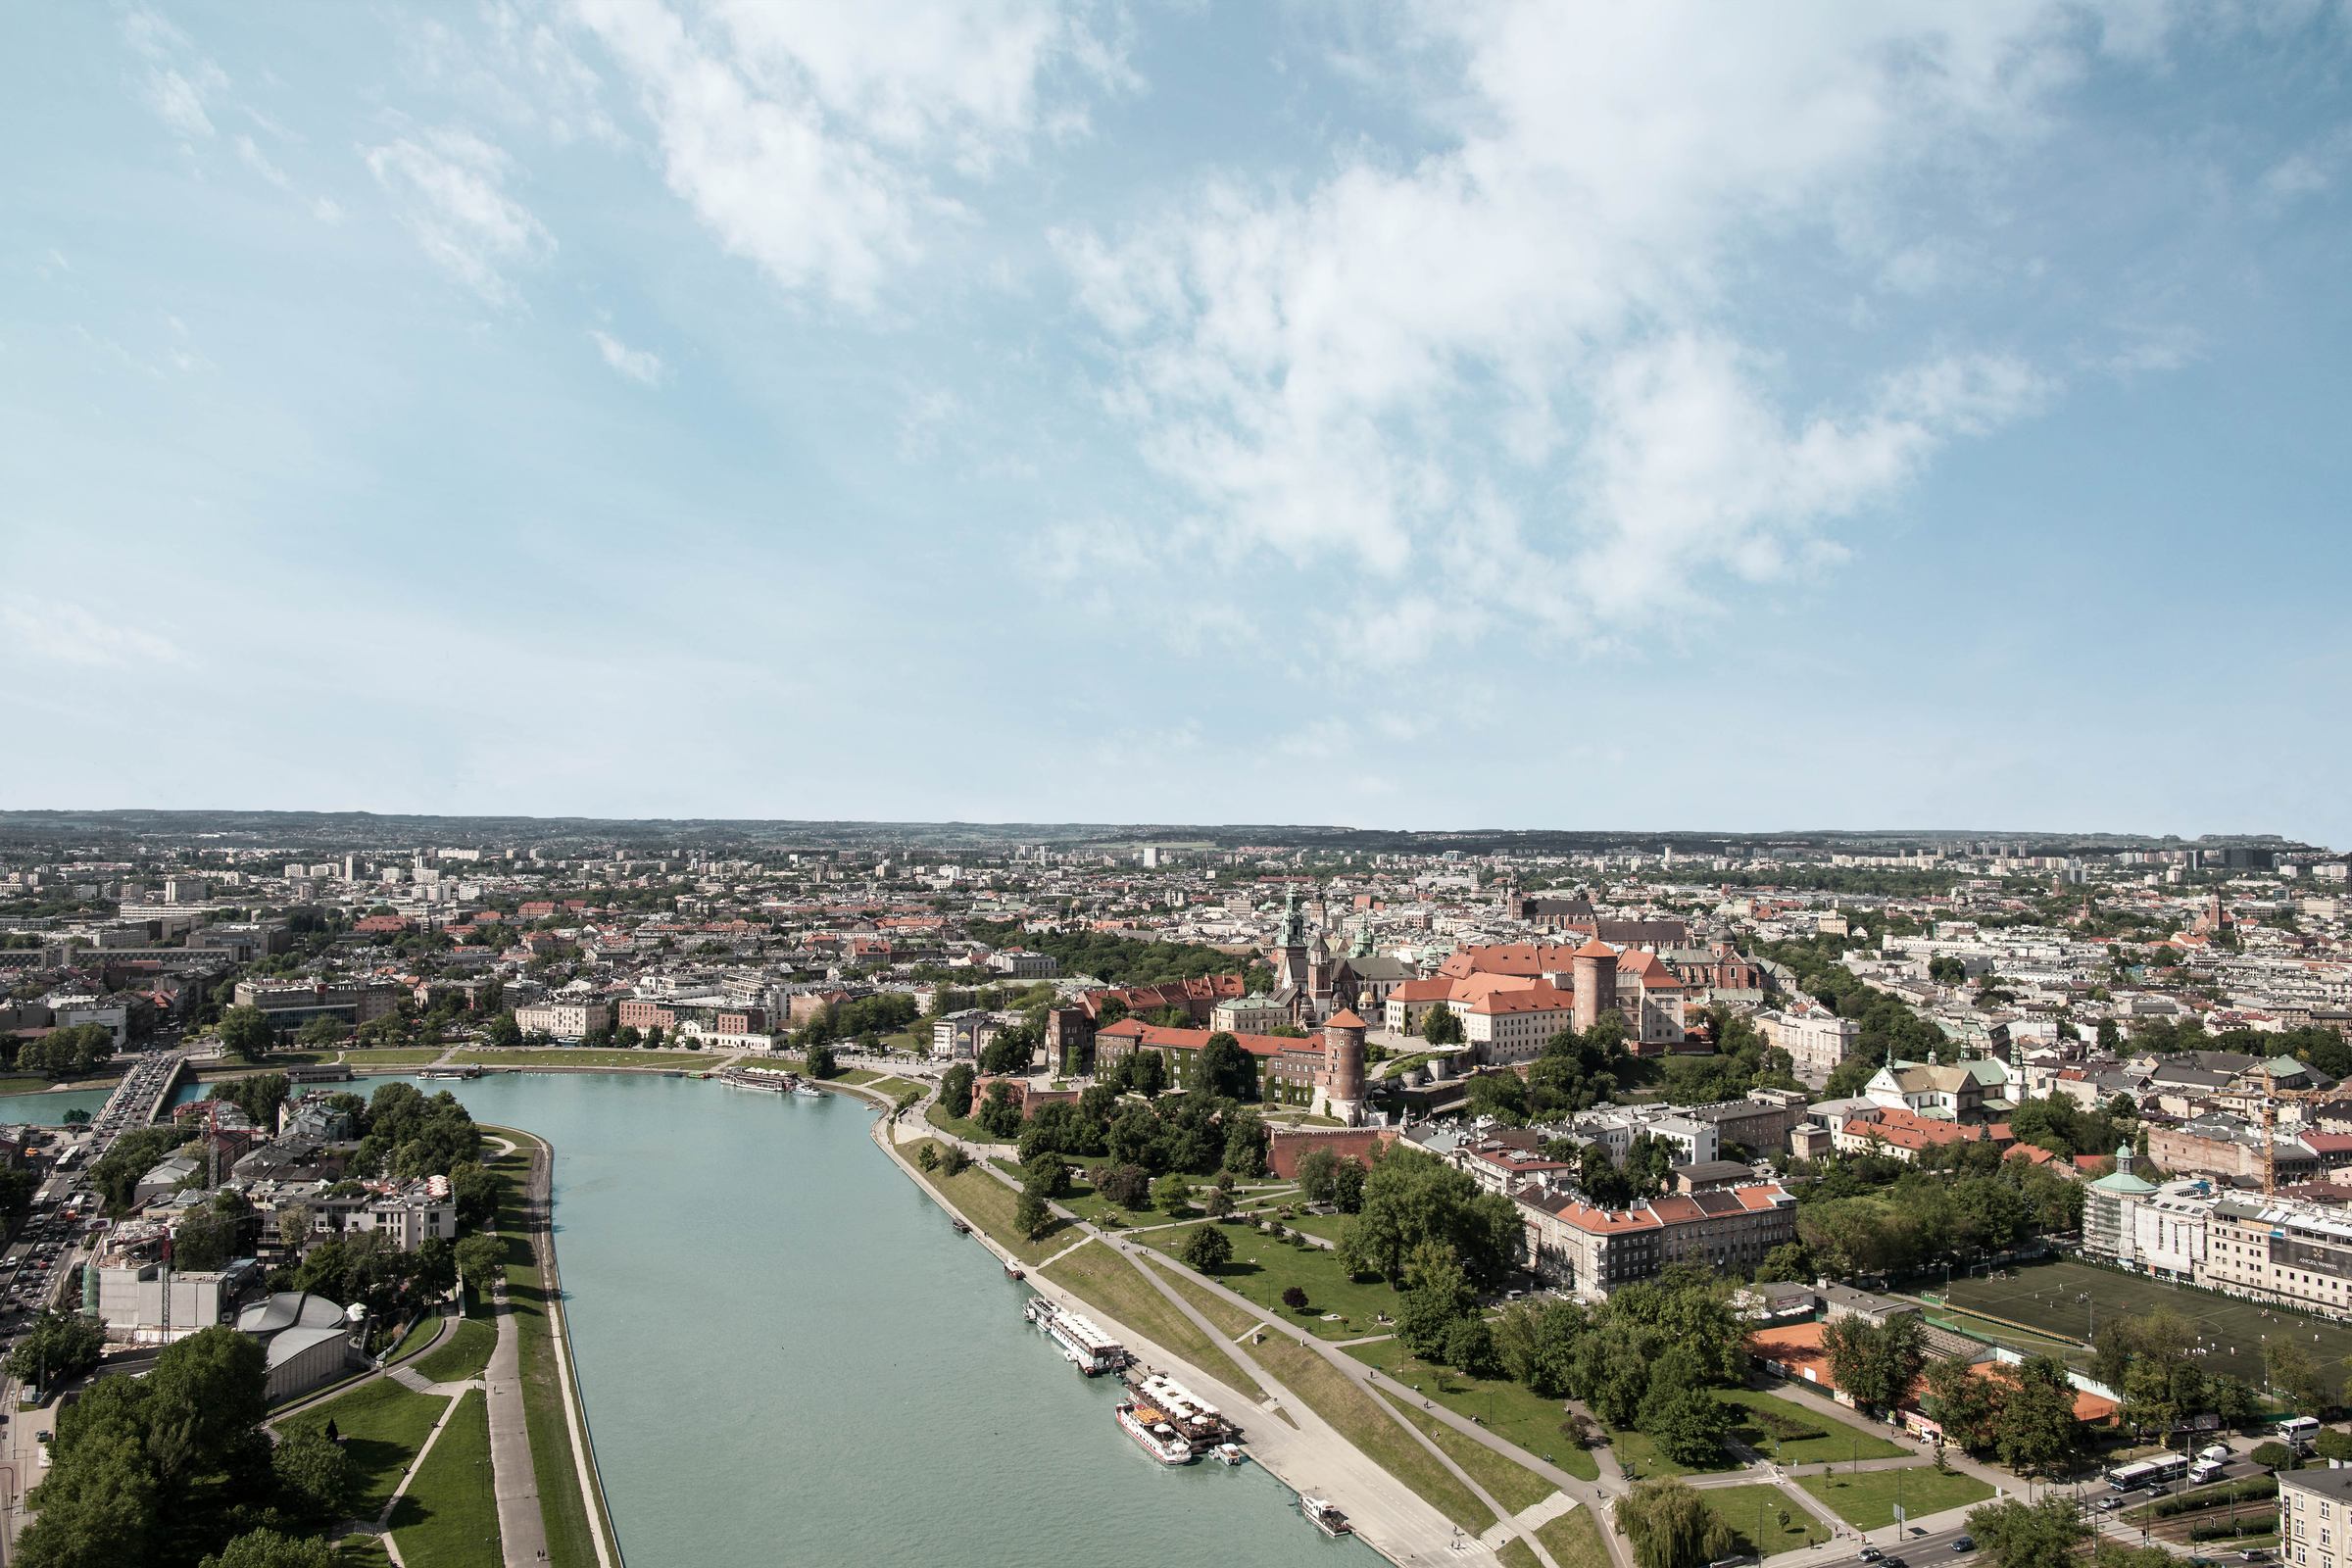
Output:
[{"xmin": 1935, "ymin": 1258, "xmax": 2352, "ymax": 1397}]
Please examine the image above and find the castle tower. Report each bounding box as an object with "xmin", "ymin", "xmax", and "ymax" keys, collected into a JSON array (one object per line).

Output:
[
  {"xmin": 1570, "ymin": 937, "xmax": 1618, "ymax": 1033},
  {"xmin": 1314, "ymin": 1008, "xmax": 1367, "ymax": 1126}
]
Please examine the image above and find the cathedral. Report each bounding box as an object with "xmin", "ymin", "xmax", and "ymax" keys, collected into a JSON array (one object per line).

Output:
[{"xmin": 1265, "ymin": 888, "xmax": 1418, "ymax": 1027}]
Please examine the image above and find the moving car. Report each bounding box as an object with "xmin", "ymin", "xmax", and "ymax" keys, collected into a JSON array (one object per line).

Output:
[{"xmin": 1953, "ymin": 1539, "xmax": 1976, "ymax": 1553}]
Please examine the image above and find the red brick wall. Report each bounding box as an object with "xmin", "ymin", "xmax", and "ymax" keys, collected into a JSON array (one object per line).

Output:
[{"xmin": 1268, "ymin": 1126, "xmax": 1397, "ymax": 1179}]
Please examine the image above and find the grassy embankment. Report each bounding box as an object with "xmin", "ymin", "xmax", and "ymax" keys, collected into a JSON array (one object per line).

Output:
[
  {"xmin": 1248, "ymin": 1332, "xmax": 1496, "ymax": 1535},
  {"xmin": 1696, "ymin": 1484, "xmax": 1834, "ymax": 1555},
  {"xmin": 338, "ymin": 1049, "xmax": 448, "ymax": 1066},
  {"xmin": 479, "ymin": 1132, "xmax": 608, "ymax": 1568},
  {"xmin": 1372, "ymin": 1387, "xmax": 1559, "ymax": 1516},
  {"xmin": 1037, "ymin": 1241, "xmax": 1270, "ymax": 1402},
  {"xmin": 924, "ymin": 1102, "xmax": 999, "ymax": 1144},
  {"xmin": 389, "ymin": 1388, "xmax": 501, "ymax": 1568},
  {"xmin": 416, "ymin": 1318, "xmax": 498, "ymax": 1385},
  {"xmin": 899, "ymin": 1136, "xmax": 1078, "ymax": 1265},
  {"xmin": 1344, "ymin": 1336, "xmax": 1605, "ymax": 1483},
  {"xmin": 280, "ymin": 1380, "xmax": 451, "ymax": 1516},
  {"xmin": 454, "ymin": 1049, "xmax": 705, "ymax": 1068},
  {"xmin": 1796, "ymin": 1466, "xmax": 1994, "ymax": 1530},
  {"xmin": 386, "ymin": 1312, "xmax": 444, "ymax": 1364},
  {"xmin": 1135, "ymin": 1218, "xmax": 1405, "ymax": 1339}
]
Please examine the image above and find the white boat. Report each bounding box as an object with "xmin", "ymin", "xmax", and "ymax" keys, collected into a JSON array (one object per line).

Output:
[
  {"xmin": 1117, "ymin": 1400, "xmax": 1195, "ymax": 1464},
  {"xmin": 791, "ymin": 1083, "xmax": 824, "ymax": 1099},
  {"xmin": 1036, "ymin": 1301, "xmax": 1126, "ymax": 1376},
  {"xmin": 1300, "ymin": 1496, "xmax": 1350, "ymax": 1538},
  {"xmin": 1212, "ymin": 1443, "xmax": 1246, "ymax": 1466}
]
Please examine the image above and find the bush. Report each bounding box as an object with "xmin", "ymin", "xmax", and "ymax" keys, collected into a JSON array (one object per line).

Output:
[
  {"xmin": 2154, "ymin": 1477, "xmax": 2277, "ymax": 1518},
  {"xmin": 1748, "ymin": 1409, "xmax": 1828, "ymax": 1443},
  {"xmin": 2252, "ymin": 1442, "xmax": 2298, "ymax": 1472}
]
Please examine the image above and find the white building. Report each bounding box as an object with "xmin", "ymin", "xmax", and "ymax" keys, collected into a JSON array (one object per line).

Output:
[{"xmin": 514, "ymin": 1000, "xmax": 611, "ymax": 1040}]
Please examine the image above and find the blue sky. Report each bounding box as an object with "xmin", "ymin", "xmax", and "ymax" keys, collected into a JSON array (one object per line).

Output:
[{"xmin": 4, "ymin": 2, "xmax": 2350, "ymax": 844}]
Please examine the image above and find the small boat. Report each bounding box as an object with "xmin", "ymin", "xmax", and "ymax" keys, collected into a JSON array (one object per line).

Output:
[
  {"xmin": 791, "ymin": 1083, "xmax": 824, "ymax": 1099},
  {"xmin": 1004, "ymin": 1262, "xmax": 1025, "ymax": 1280},
  {"xmin": 1300, "ymin": 1497, "xmax": 1350, "ymax": 1538},
  {"xmin": 1117, "ymin": 1400, "xmax": 1196, "ymax": 1465},
  {"xmin": 1212, "ymin": 1443, "xmax": 1246, "ymax": 1466},
  {"xmin": 952, "ymin": 1218, "xmax": 972, "ymax": 1235}
]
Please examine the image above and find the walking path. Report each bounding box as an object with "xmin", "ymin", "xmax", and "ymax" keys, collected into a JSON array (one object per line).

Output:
[{"xmin": 481, "ymin": 1207, "xmax": 550, "ymax": 1568}]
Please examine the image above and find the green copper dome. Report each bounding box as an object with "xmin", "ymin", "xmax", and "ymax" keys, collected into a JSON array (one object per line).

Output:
[{"xmin": 2087, "ymin": 1141, "xmax": 2157, "ymax": 1196}]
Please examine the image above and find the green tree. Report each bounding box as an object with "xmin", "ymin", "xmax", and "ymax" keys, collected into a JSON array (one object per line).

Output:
[
  {"xmin": 1421, "ymin": 1003, "xmax": 1465, "ymax": 1047},
  {"xmin": 1341, "ymin": 1146, "xmax": 1522, "ymax": 1286},
  {"xmin": 1921, "ymin": 1353, "xmax": 2000, "ymax": 1452},
  {"xmin": 940, "ymin": 1063, "xmax": 976, "ymax": 1119},
  {"xmin": 270, "ymin": 1427, "xmax": 356, "ymax": 1520},
  {"xmin": 1013, "ymin": 1187, "xmax": 1054, "ymax": 1240},
  {"xmin": 1443, "ymin": 1315, "xmax": 1498, "ymax": 1378},
  {"xmin": 200, "ymin": 1529, "xmax": 341, "ymax": 1568},
  {"xmin": 1967, "ymin": 1494, "xmax": 2088, "ymax": 1568},
  {"xmin": 1295, "ymin": 1148, "xmax": 1341, "ymax": 1202},
  {"xmin": 217, "ymin": 1005, "xmax": 274, "ymax": 1063},
  {"xmin": 454, "ymin": 1234, "xmax": 504, "ymax": 1296},
  {"xmin": 1197, "ymin": 1032, "xmax": 1259, "ymax": 1100},
  {"xmin": 294, "ymin": 1014, "xmax": 347, "ymax": 1049},
  {"xmin": 1642, "ymin": 1387, "xmax": 1740, "ymax": 1467},
  {"xmin": 1331, "ymin": 1157, "xmax": 1366, "ymax": 1213},
  {"xmin": 1179, "ymin": 1224, "xmax": 1233, "ymax": 1272},
  {"xmin": 1152, "ymin": 1172, "xmax": 1194, "ymax": 1214},
  {"xmin": 485, "ymin": 1010, "xmax": 523, "ymax": 1050},
  {"xmin": 1619, "ymin": 1477, "xmax": 1713, "ymax": 1568},
  {"xmin": 1993, "ymin": 1356, "xmax": 2080, "ymax": 1479},
  {"xmin": 6, "ymin": 1311, "xmax": 106, "ymax": 1391},
  {"xmin": 1753, "ymin": 1242, "xmax": 1811, "ymax": 1284},
  {"xmin": 2268, "ymin": 1339, "xmax": 2326, "ymax": 1413}
]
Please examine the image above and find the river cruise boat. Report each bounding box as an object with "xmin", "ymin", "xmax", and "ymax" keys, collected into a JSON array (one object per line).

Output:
[
  {"xmin": 1300, "ymin": 1497, "xmax": 1350, "ymax": 1539},
  {"xmin": 1024, "ymin": 1298, "xmax": 1128, "ymax": 1375},
  {"xmin": 1117, "ymin": 1398, "xmax": 1196, "ymax": 1464},
  {"xmin": 1126, "ymin": 1372, "xmax": 1238, "ymax": 1446},
  {"xmin": 718, "ymin": 1068, "xmax": 794, "ymax": 1094},
  {"xmin": 418, "ymin": 1066, "xmax": 482, "ymax": 1080}
]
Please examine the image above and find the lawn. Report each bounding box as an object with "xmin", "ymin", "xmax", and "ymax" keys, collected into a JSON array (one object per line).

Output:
[
  {"xmin": 1343, "ymin": 1335, "xmax": 1602, "ymax": 1482},
  {"xmin": 862, "ymin": 1076, "xmax": 924, "ymax": 1100},
  {"xmin": 1135, "ymin": 1219, "xmax": 1407, "ymax": 1339},
  {"xmin": 1796, "ymin": 1465, "xmax": 1995, "ymax": 1531},
  {"xmin": 281, "ymin": 1379, "xmax": 451, "ymax": 1514},
  {"xmin": 1606, "ymin": 1417, "xmax": 1743, "ymax": 1480},
  {"xmin": 389, "ymin": 1388, "xmax": 501, "ymax": 1568},
  {"xmin": 924, "ymin": 1102, "xmax": 1001, "ymax": 1144},
  {"xmin": 902, "ymin": 1137, "xmax": 1078, "ymax": 1264},
  {"xmin": 339, "ymin": 1049, "xmax": 448, "ymax": 1065},
  {"xmin": 1375, "ymin": 1387, "xmax": 1560, "ymax": 1515},
  {"xmin": 1537, "ymin": 1506, "xmax": 1614, "ymax": 1568},
  {"xmin": 1936, "ymin": 1257, "xmax": 2352, "ymax": 1394},
  {"xmin": 387, "ymin": 1311, "xmax": 444, "ymax": 1365},
  {"xmin": 1723, "ymin": 1388, "xmax": 1912, "ymax": 1467},
  {"xmin": 478, "ymin": 1131, "xmax": 605, "ymax": 1568},
  {"xmin": 0, "ymin": 1077, "xmax": 56, "ymax": 1095},
  {"xmin": 1700, "ymin": 1484, "xmax": 1834, "ymax": 1556},
  {"xmin": 1040, "ymin": 1241, "xmax": 1268, "ymax": 1402},
  {"xmin": 1249, "ymin": 1332, "xmax": 1496, "ymax": 1535},
  {"xmin": 416, "ymin": 1318, "xmax": 498, "ymax": 1385}
]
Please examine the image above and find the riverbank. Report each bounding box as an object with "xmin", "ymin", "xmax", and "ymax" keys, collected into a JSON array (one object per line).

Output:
[{"xmin": 478, "ymin": 1122, "xmax": 628, "ymax": 1568}]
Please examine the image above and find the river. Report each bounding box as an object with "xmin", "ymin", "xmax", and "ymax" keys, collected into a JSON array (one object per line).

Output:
[{"xmin": 352, "ymin": 1073, "xmax": 1372, "ymax": 1568}]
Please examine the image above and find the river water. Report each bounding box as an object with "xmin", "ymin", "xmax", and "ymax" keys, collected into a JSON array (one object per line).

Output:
[{"xmin": 355, "ymin": 1073, "xmax": 1372, "ymax": 1568}]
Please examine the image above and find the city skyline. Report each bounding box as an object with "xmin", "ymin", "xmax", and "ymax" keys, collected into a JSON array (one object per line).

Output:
[{"xmin": 5, "ymin": 4, "xmax": 2350, "ymax": 841}]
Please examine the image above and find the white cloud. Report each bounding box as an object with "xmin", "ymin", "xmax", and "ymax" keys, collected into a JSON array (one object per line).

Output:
[
  {"xmin": 313, "ymin": 197, "xmax": 346, "ymax": 224},
  {"xmin": 1059, "ymin": 2, "xmax": 2110, "ymax": 654},
  {"xmin": 570, "ymin": 0, "xmax": 1120, "ymax": 306},
  {"xmin": 122, "ymin": 9, "xmax": 229, "ymax": 140},
  {"xmin": 235, "ymin": 134, "xmax": 290, "ymax": 188},
  {"xmin": 591, "ymin": 328, "xmax": 668, "ymax": 385},
  {"xmin": 1, "ymin": 604, "xmax": 189, "ymax": 669},
  {"xmin": 365, "ymin": 128, "xmax": 555, "ymax": 306}
]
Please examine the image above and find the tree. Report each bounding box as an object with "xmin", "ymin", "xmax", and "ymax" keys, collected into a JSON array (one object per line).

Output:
[
  {"xmin": 485, "ymin": 1010, "xmax": 523, "ymax": 1050},
  {"xmin": 1421, "ymin": 1004, "xmax": 1465, "ymax": 1047},
  {"xmin": 940, "ymin": 1063, "xmax": 976, "ymax": 1119},
  {"xmin": 1444, "ymin": 1315, "xmax": 1499, "ymax": 1378},
  {"xmin": 1396, "ymin": 1244, "xmax": 1476, "ymax": 1355},
  {"xmin": 200, "ymin": 1529, "xmax": 341, "ymax": 1568},
  {"xmin": 270, "ymin": 1427, "xmax": 356, "ymax": 1520},
  {"xmin": 1198, "ymin": 1032, "xmax": 1258, "ymax": 1101},
  {"xmin": 1993, "ymin": 1356, "xmax": 2080, "ymax": 1479},
  {"xmin": 1921, "ymin": 1354, "xmax": 2000, "ymax": 1452},
  {"xmin": 455, "ymin": 1234, "xmax": 504, "ymax": 1297},
  {"xmin": 1967, "ymin": 1494, "xmax": 2088, "ymax": 1568},
  {"xmin": 804, "ymin": 1042, "xmax": 837, "ymax": 1080},
  {"xmin": 1152, "ymin": 1172, "xmax": 1194, "ymax": 1214},
  {"xmin": 1180, "ymin": 1224, "xmax": 1233, "ymax": 1272},
  {"xmin": 938, "ymin": 1144, "xmax": 971, "ymax": 1178},
  {"xmin": 1222, "ymin": 1109, "xmax": 1269, "ymax": 1178},
  {"xmin": 1332, "ymin": 1157, "xmax": 1366, "ymax": 1214},
  {"xmin": 2268, "ymin": 1339, "xmax": 2326, "ymax": 1414},
  {"xmin": 1642, "ymin": 1387, "xmax": 1740, "ymax": 1467},
  {"xmin": 1203, "ymin": 1186, "xmax": 1234, "ymax": 1218},
  {"xmin": 217, "ymin": 1005, "xmax": 274, "ymax": 1064},
  {"xmin": 1013, "ymin": 1188, "xmax": 1054, "ymax": 1240},
  {"xmin": 1281, "ymin": 1285, "xmax": 1309, "ymax": 1312},
  {"xmin": 1619, "ymin": 1478, "xmax": 1713, "ymax": 1568},
  {"xmin": 6, "ymin": 1311, "xmax": 105, "ymax": 1390},
  {"xmin": 1343, "ymin": 1146, "xmax": 1522, "ymax": 1286},
  {"xmin": 1819, "ymin": 1313, "xmax": 1927, "ymax": 1411},
  {"xmin": 1753, "ymin": 1242, "xmax": 1811, "ymax": 1284},
  {"xmin": 294, "ymin": 1014, "xmax": 347, "ymax": 1049},
  {"xmin": 448, "ymin": 1161, "xmax": 498, "ymax": 1230},
  {"xmin": 1296, "ymin": 1147, "xmax": 1341, "ymax": 1202}
]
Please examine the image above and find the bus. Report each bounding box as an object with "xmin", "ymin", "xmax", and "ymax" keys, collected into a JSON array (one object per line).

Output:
[
  {"xmin": 2108, "ymin": 1455, "xmax": 2191, "ymax": 1492},
  {"xmin": 2278, "ymin": 1417, "xmax": 2321, "ymax": 1450}
]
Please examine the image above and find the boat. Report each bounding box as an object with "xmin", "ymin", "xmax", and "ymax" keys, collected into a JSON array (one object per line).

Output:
[
  {"xmin": 791, "ymin": 1082, "xmax": 824, "ymax": 1099},
  {"xmin": 717, "ymin": 1068, "xmax": 792, "ymax": 1094},
  {"xmin": 1300, "ymin": 1497, "xmax": 1351, "ymax": 1538},
  {"xmin": 1031, "ymin": 1300, "xmax": 1128, "ymax": 1376},
  {"xmin": 1117, "ymin": 1399, "xmax": 1196, "ymax": 1464},
  {"xmin": 1212, "ymin": 1443, "xmax": 1246, "ymax": 1466},
  {"xmin": 1004, "ymin": 1262, "xmax": 1025, "ymax": 1281},
  {"xmin": 952, "ymin": 1218, "xmax": 972, "ymax": 1235},
  {"xmin": 1125, "ymin": 1371, "xmax": 1238, "ymax": 1444}
]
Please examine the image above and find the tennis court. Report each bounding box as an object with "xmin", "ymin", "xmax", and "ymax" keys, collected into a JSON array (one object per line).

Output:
[{"xmin": 1936, "ymin": 1258, "xmax": 2352, "ymax": 1397}]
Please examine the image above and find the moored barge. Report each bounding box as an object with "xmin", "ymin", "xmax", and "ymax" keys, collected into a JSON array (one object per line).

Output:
[{"xmin": 1022, "ymin": 1297, "xmax": 1129, "ymax": 1376}]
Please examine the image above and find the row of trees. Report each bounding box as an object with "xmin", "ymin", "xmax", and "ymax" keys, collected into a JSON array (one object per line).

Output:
[
  {"xmin": 943, "ymin": 1065, "xmax": 1273, "ymax": 1179},
  {"xmin": 15, "ymin": 1023, "xmax": 113, "ymax": 1078}
]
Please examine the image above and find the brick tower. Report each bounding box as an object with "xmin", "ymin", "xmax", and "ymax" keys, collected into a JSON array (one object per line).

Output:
[
  {"xmin": 1570, "ymin": 937, "xmax": 1618, "ymax": 1033},
  {"xmin": 1314, "ymin": 1008, "xmax": 1367, "ymax": 1126}
]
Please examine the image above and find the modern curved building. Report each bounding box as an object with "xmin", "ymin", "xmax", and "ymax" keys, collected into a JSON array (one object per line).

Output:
[{"xmin": 236, "ymin": 1291, "xmax": 368, "ymax": 1402}]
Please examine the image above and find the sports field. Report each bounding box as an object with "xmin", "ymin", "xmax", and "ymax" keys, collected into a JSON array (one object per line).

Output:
[{"xmin": 1936, "ymin": 1258, "xmax": 2352, "ymax": 1398}]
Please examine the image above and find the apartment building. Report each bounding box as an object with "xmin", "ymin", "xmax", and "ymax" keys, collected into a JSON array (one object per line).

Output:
[
  {"xmin": 2278, "ymin": 1456, "xmax": 2352, "ymax": 1568},
  {"xmin": 1517, "ymin": 1183, "xmax": 1797, "ymax": 1301},
  {"xmin": 514, "ymin": 999, "xmax": 612, "ymax": 1040},
  {"xmin": 1756, "ymin": 1004, "xmax": 1861, "ymax": 1084}
]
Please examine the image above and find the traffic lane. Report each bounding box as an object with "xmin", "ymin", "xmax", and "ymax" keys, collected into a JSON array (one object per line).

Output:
[{"xmin": 1809, "ymin": 1521, "xmax": 1983, "ymax": 1568}]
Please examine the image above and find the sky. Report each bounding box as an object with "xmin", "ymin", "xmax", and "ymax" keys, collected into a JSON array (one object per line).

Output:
[{"xmin": 3, "ymin": 2, "xmax": 2350, "ymax": 844}]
